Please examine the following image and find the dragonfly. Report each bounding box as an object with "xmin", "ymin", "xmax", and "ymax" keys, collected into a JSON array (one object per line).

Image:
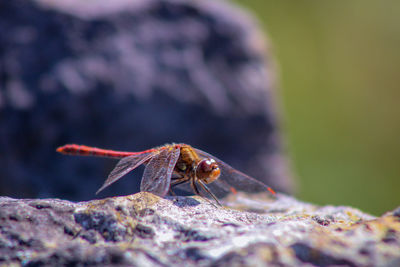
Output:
[{"xmin": 56, "ymin": 143, "xmax": 276, "ymax": 206}]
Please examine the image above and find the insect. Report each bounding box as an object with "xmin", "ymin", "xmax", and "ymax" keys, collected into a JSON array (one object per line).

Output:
[{"xmin": 56, "ymin": 143, "xmax": 276, "ymax": 205}]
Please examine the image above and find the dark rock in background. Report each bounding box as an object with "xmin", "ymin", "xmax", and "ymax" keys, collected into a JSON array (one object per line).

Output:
[
  {"xmin": 0, "ymin": 192, "xmax": 399, "ymax": 266},
  {"xmin": 0, "ymin": 0, "xmax": 291, "ymax": 201}
]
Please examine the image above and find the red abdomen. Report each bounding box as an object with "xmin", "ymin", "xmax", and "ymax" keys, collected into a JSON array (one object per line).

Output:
[{"xmin": 56, "ymin": 144, "xmax": 147, "ymax": 158}]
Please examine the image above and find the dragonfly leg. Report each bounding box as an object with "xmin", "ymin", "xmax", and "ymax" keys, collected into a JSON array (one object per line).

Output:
[
  {"xmin": 190, "ymin": 178, "xmax": 218, "ymax": 208},
  {"xmin": 190, "ymin": 177, "xmax": 201, "ymax": 195},
  {"xmin": 169, "ymin": 176, "xmax": 189, "ymax": 196},
  {"xmin": 169, "ymin": 188, "xmax": 177, "ymax": 196},
  {"xmin": 197, "ymin": 180, "xmax": 222, "ymax": 206},
  {"xmin": 171, "ymin": 177, "xmax": 189, "ymax": 186}
]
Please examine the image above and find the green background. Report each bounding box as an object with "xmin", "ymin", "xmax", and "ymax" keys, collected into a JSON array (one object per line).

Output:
[{"xmin": 235, "ymin": 0, "xmax": 400, "ymax": 215}]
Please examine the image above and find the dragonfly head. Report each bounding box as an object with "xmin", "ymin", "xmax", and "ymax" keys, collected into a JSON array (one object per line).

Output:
[{"xmin": 196, "ymin": 158, "xmax": 221, "ymax": 184}]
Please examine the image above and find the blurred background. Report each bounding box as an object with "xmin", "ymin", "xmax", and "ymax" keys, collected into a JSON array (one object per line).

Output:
[
  {"xmin": 1, "ymin": 0, "xmax": 398, "ymax": 216},
  {"xmin": 235, "ymin": 0, "xmax": 400, "ymax": 215}
]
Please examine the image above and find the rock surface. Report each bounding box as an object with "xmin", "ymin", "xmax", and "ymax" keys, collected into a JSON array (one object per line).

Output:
[
  {"xmin": 0, "ymin": 192, "xmax": 399, "ymax": 266},
  {"xmin": 0, "ymin": 0, "xmax": 291, "ymax": 201}
]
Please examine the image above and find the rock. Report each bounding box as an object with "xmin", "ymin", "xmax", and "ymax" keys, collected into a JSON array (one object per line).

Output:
[
  {"xmin": 0, "ymin": 0, "xmax": 291, "ymax": 201},
  {"xmin": 0, "ymin": 192, "xmax": 399, "ymax": 266}
]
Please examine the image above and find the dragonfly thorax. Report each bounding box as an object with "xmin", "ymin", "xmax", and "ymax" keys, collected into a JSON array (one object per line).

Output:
[{"xmin": 195, "ymin": 158, "xmax": 221, "ymax": 184}]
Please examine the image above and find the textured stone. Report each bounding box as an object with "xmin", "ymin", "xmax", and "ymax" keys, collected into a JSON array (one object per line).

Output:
[{"xmin": 0, "ymin": 192, "xmax": 399, "ymax": 266}]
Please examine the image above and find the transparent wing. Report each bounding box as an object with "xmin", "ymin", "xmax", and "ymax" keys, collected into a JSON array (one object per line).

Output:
[
  {"xmin": 140, "ymin": 147, "xmax": 180, "ymax": 197},
  {"xmin": 96, "ymin": 152, "xmax": 155, "ymax": 194},
  {"xmin": 194, "ymin": 148, "xmax": 275, "ymax": 198}
]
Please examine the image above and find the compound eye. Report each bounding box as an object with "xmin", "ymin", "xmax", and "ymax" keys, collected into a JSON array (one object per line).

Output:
[{"xmin": 196, "ymin": 158, "xmax": 221, "ymax": 184}]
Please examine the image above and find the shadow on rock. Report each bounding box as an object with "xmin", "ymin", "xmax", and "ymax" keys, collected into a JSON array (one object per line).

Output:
[{"xmin": 168, "ymin": 196, "xmax": 201, "ymax": 208}]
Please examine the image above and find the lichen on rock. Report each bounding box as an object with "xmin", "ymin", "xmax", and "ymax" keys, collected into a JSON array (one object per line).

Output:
[{"xmin": 0, "ymin": 192, "xmax": 399, "ymax": 266}]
